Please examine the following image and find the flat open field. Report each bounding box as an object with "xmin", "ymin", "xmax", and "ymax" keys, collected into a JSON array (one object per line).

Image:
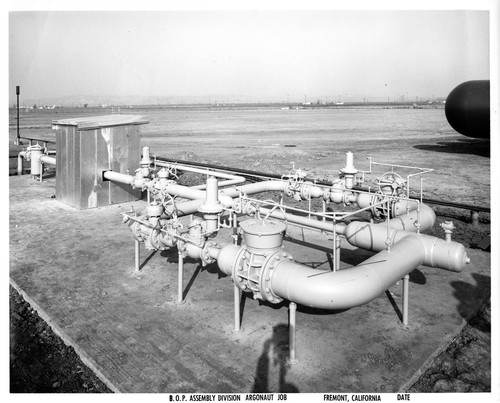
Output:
[{"xmin": 9, "ymin": 107, "xmax": 490, "ymax": 206}]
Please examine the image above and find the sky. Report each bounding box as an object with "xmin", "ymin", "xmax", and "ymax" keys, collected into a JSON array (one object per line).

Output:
[{"xmin": 8, "ymin": 7, "xmax": 491, "ymax": 105}]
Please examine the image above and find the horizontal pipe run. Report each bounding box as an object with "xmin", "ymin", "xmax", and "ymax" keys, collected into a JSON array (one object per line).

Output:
[
  {"xmin": 164, "ymin": 199, "xmax": 205, "ymax": 217},
  {"xmin": 257, "ymin": 205, "xmax": 346, "ymax": 234},
  {"xmin": 255, "ymin": 202, "xmax": 433, "ymax": 237},
  {"xmin": 103, "ymin": 171, "xmax": 135, "ymax": 185},
  {"xmin": 155, "ymin": 161, "xmax": 246, "ymax": 183},
  {"xmin": 39, "ymin": 155, "xmax": 56, "ymax": 166},
  {"xmin": 192, "ymin": 178, "xmax": 244, "ymax": 190},
  {"xmin": 155, "ymin": 156, "xmax": 491, "ymax": 213},
  {"xmin": 161, "ymin": 183, "xmax": 234, "ymax": 208}
]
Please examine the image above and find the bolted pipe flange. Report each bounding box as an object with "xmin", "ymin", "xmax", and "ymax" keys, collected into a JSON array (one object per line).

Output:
[
  {"xmin": 201, "ymin": 241, "xmax": 219, "ymax": 266},
  {"xmin": 258, "ymin": 250, "xmax": 286, "ymax": 304}
]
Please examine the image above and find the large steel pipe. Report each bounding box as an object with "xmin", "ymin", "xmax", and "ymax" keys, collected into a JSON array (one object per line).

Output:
[
  {"xmin": 214, "ymin": 228, "xmax": 467, "ymax": 310},
  {"xmin": 344, "ymin": 223, "xmax": 468, "ymax": 272},
  {"xmin": 268, "ymin": 236, "xmax": 426, "ymax": 310}
]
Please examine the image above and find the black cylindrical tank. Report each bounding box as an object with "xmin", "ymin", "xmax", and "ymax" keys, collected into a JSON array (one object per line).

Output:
[{"xmin": 445, "ymin": 80, "xmax": 490, "ymax": 138}]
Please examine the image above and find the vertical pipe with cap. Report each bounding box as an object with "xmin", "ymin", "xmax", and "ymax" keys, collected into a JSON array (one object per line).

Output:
[
  {"xmin": 206, "ymin": 175, "xmax": 218, "ymax": 205},
  {"xmin": 341, "ymin": 151, "xmax": 358, "ymax": 189},
  {"xmin": 17, "ymin": 151, "xmax": 26, "ymax": 176}
]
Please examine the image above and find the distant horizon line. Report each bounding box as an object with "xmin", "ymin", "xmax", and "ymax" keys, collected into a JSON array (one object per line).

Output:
[
  {"xmin": 9, "ymin": 90, "xmax": 448, "ymax": 107},
  {"xmin": 11, "ymin": 95, "xmax": 447, "ymax": 108},
  {"xmin": 9, "ymin": 100, "xmax": 447, "ymax": 111}
]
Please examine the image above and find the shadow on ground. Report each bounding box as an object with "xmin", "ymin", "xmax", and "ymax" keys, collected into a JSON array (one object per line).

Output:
[
  {"xmin": 413, "ymin": 138, "xmax": 489, "ymax": 157},
  {"xmin": 252, "ymin": 323, "xmax": 299, "ymax": 393},
  {"xmin": 451, "ymin": 272, "xmax": 491, "ymax": 331}
]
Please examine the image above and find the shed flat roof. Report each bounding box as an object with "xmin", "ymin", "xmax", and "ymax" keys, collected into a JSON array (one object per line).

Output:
[{"xmin": 52, "ymin": 114, "xmax": 149, "ymax": 130}]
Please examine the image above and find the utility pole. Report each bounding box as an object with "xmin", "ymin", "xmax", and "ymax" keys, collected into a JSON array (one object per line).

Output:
[{"xmin": 15, "ymin": 86, "xmax": 22, "ymax": 145}]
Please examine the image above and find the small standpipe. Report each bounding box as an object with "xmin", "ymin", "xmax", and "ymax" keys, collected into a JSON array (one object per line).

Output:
[
  {"xmin": 340, "ymin": 151, "xmax": 358, "ymax": 189},
  {"xmin": 198, "ymin": 175, "xmax": 224, "ymax": 234},
  {"xmin": 140, "ymin": 146, "xmax": 153, "ymax": 177}
]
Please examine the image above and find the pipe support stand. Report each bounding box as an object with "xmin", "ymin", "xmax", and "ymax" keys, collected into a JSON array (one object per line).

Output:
[
  {"xmin": 402, "ymin": 274, "xmax": 410, "ymax": 326},
  {"xmin": 176, "ymin": 251, "xmax": 186, "ymax": 305},
  {"xmin": 287, "ymin": 302, "xmax": 299, "ymax": 365},
  {"xmin": 233, "ymin": 284, "xmax": 241, "ymax": 332}
]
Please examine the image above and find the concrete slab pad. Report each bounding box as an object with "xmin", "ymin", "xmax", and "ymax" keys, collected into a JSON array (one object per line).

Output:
[{"xmin": 9, "ymin": 176, "xmax": 490, "ymax": 393}]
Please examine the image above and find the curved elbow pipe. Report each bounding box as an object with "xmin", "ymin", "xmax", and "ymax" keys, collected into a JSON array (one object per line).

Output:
[
  {"xmin": 344, "ymin": 220, "xmax": 468, "ymax": 272},
  {"xmin": 270, "ymin": 236, "xmax": 426, "ymax": 310},
  {"xmin": 222, "ymin": 180, "xmax": 288, "ymax": 199},
  {"xmin": 17, "ymin": 151, "xmax": 26, "ymax": 176}
]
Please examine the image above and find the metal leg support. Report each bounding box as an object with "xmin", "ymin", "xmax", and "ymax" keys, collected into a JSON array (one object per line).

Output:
[
  {"xmin": 402, "ymin": 274, "xmax": 409, "ymax": 325},
  {"xmin": 287, "ymin": 302, "xmax": 299, "ymax": 364},
  {"xmin": 335, "ymin": 235, "xmax": 341, "ymax": 270},
  {"xmin": 233, "ymin": 284, "xmax": 241, "ymax": 332},
  {"xmin": 232, "ymin": 212, "xmax": 239, "ymax": 245},
  {"xmin": 177, "ymin": 252, "xmax": 185, "ymax": 304},
  {"xmin": 134, "ymin": 239, "xmax": 140, "ymax": 273}
]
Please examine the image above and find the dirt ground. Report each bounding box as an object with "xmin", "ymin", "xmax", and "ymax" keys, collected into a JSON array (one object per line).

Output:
[
  {"xmin": 9, "ymin": 285, "xmax": 491, "ymax": 393},
  {"xmin": 8, "ymin": 107, "xmax": 491, "ymax": 393},
  {"xmin": 9, "ymin": 286, "xmax": 112, "ymax": 393}
]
